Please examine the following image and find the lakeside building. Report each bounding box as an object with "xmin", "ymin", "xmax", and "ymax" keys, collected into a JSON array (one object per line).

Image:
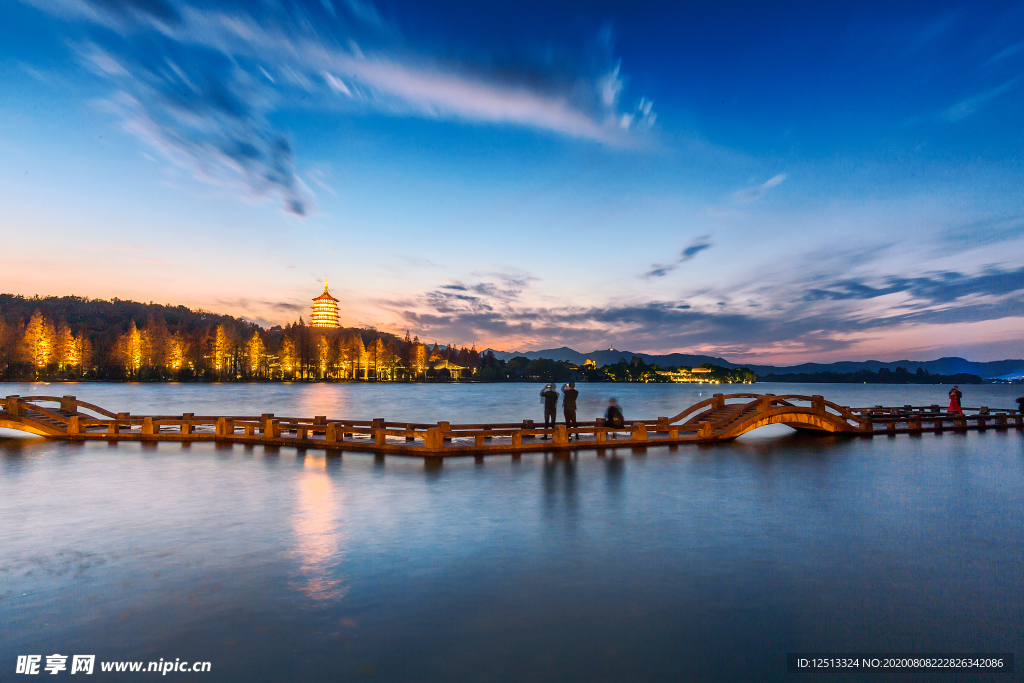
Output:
[
  {"xmin": 310, "ymin": 280, "xmax": 341, "ymax": 329},
  {"xmin": 657, "ymin": 367, "xmax": 717, "ymax": 383}
]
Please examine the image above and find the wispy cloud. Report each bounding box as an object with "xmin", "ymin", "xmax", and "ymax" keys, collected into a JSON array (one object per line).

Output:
[
  {"xmin": 733, "ymin": 173, "xmax": 787, "ymax": 203},
  {"xmin": 942, "ymin": 78, "xmax": 1020, "ymax": 122},
  {"xmin": 24, "ymin": 0, "xmax": 657, "ymax": 216},
  {"xmin": 642, "ymin": 234, "xmax": 713, "ymax": 278}
]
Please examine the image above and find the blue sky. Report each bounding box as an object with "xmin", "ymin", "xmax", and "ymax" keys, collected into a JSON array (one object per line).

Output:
[{"xmin": 2, "ymin": 0, "xmax": 1023, "ymax": 362}]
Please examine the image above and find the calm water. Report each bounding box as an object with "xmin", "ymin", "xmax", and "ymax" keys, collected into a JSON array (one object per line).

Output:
[{"xmin": 2, "ymin": 382, "xmax": 1022, "ymax": 682}]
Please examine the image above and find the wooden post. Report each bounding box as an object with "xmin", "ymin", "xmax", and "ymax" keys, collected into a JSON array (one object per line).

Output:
[
  {"xmin": 326, "ymin": 423, "xmax": 338, "ymax": 445},
  {"xmin": 182, "ymin": 413, "xmax": 194, "ymax": 436},
  {"xmin": 116, "ymin": 412, "xmax": 130, "ymax": 434},
  {"xmin": 909, "ymin": 415, "xmax": 921, "ymax": 433},
  {"xmin": 934, "ymin": 416, "xmax": 943, "ymax": 434},
  {"xmin": 512, "ymin": 432, "xmax": 522, "ymax": 448},
  {"xmin": 107, "ymin": 420, "xmax": 119, "ymax": 437},
  {"xmin": 425, "ymin": 427, "xmax": 443, "ymax": 451},
  {"xmin": 631, "ymin": 423, "xmax": 648, "ymax": 442},
  {"xmin": 314, "ymin": 415, "xmax": 327, "ymax": 425},
  {"xmin": 698, "ymin": 421, "xmax": 713, "ymax": 439},
  {"xmin": 261, "ymin": 413, "xmax": 274, "ymax": 435},
  {"xmin": 886, "ymin": 420, "xmax": 896, "ymax": 435},
  {"xmin": 5, "ymin": 396, "xmax": 20, "ymax": 417},
  {"xmin": 244, "ymin": 424, "xmax": 255, "ymax": 437},
  {"xmin": 977, "ymin": 414, "xmax": 986, "ymax": 431},
  {"xmin": 297, "ymin": 427, "xmax": 308, "ymax": 440},
  {"xmin": 216, "ymin": 418, "xmax": 227, "ymax": 438},
  {"xmin": 596, "ymin": 428, "xmax": 606, "ymax": 443},
  {"xmin": 668, "ymin": 427, "xmax": 679, "ymax": 439},
  {"xmin": 812, "ymin": 395, "xmax": 825, "ymax": 415},
  {"xmin": 267, "ymin": 419, "xmax": 280, "ymax": 439},
  {"xmin": 142, "ymin": 417, "xmax": 154, "ymax": 436},
  {"xmin": 475, "ymin": 434, "xmax": 486, "ymax": 447},
  {"xmin": 758, "ymin": 394, "xmax": 772, "ymax": 413},
  {"xmin": 374, "ymin": 426, "xmax": 386, "ymax": 447},
  {"xmin": 438, "ymin": 421, "xmax": 451, "ymax": 443},
  {"xmin": 712, "ymin": 393, "xmax": 724, "ymax": 410},
  {"xmin": 60, "ymin": 395, "xmax": 77, "ymax": 414},
  {"xmin": 995, "ymin": 413, "xmax": 1007, "ymax": 430},
  {"xmin": 861, "ymin": 419, "xmax": 873, "ymax": 435},
  {"xmin": 553, "ymin": 425, "xmax": 568, "ymax": 446},
  {"xmin": 522, "ymin": 419, "xmax": 535, "ymax": 439}
]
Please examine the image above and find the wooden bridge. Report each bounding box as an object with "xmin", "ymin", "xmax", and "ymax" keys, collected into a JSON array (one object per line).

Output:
[{"xmin": 1, "ymin": 393, "xmax": 1021, "ymax": 457}]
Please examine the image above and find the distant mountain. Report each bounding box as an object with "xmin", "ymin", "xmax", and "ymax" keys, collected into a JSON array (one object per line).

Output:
[{"xmin": 483, "ymin": 347, "xmax": 1024, "ymax": 380}]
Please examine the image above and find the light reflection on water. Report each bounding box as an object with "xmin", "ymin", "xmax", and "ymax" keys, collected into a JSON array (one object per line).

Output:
[
  {"xmin": 293, "ymin": 456, "xmax": 347, "ymax": 601},
  {"xmin": 1, "ymin": 383, "xmax": 1022, "ymax": 682}
]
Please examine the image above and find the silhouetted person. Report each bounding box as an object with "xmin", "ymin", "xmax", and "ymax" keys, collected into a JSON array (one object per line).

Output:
[
  {"xmin": 561, "ymin": 382, "xmax": 579, "ymax": 439},
  {"xmin": 540, "ymin": 384, "xmax": 559, "ymax": 437},
  {"xmin": 1016, "ymin": 395, "xmax": 1024, "ymax": 414},
  {"xmin": 605, "ymin": 398, "xmax": 624, "ymax": 438},
  {"xmin": 948, "ymin": 386, "xmax": 963, "ymax": 414}
]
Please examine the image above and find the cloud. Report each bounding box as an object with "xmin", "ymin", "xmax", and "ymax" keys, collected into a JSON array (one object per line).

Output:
[
  {"xmin": 942, "ymin": 78, "xmax": 1020, "ymax": 122},
  {"xmin": 26, "ymin": 0, "xmax": 657, "ymax": 215},
  {"xmin": 732, "ymin": 173, "xmax": 787, "ymax": 203},
  {"xmin": 642, "ymin": 234, "xmax": 713, "ymax": 278},
  {"xmin": 802, "ymin": 265, "xmax": 1024, "ymax": 305}
]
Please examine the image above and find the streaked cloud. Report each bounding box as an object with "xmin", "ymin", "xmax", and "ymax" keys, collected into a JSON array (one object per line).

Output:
[
  {"xmin": 23, "ymin": 0, "xmax": 656, "ymax": 216},
  {"xmin": 733, "ymin": 173, "xmax": 787, "ymax": 203},
  {"xmin": 642, "ymin": 234, "xmax": 713, "ymax": 278},
  {"xmin": 942, "ymin": 78, "xmax": 1020, "ymax": 122}
]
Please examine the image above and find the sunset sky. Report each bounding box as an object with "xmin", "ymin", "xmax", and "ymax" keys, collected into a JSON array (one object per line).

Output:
[{"xmin": 2, "ymin": 0, "xmax": 1023, "ymax": 363}]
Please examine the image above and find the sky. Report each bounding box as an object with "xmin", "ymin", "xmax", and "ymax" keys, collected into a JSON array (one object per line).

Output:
[{"xmin": 1, "ymin": 0, "xmax": 1023, "ymax": 363}]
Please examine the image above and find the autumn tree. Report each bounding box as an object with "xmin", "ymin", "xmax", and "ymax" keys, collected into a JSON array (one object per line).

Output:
[{"xmin": 22, "ymin": 311, "xmax": 55, "ymax": 371}]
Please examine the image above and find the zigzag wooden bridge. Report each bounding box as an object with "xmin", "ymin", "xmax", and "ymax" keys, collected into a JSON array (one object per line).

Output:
[{"xmin": 1, "ymin": 394, "xmax": 1021, "ymax": 457}]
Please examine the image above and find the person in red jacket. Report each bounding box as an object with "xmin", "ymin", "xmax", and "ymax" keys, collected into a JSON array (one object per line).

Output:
[{"xmin": 948, "ymin": 386, "xmax": 963, "ymax": 414}]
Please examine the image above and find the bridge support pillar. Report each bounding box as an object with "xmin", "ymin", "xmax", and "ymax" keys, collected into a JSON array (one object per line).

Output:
[
  {"xmin": 142, "ymin": 417, "xmax": 154, "ymax": 436},
  {"xmin": 668, "ymin": 427, "xmax": 679, "ymax": 439},
  {"xmin": 512, "ymin": 432, "xmax": 523, "ymax": 448},
  {"xmin": 374, "ymin": 427, "xmax": 386, "ymax": 447},
  {"xmin": 326, "ymin": 423, "xmax": 338, "ymax": 445},
  {"xmin": 596, "ymin": 429, "xmax": 606, "ymax": 443},
  {"xmin": 424, "ymin": 427, "xmax": 443, "ymax": 451},
  {"xmin": 553, "ymin": 425, "xmax": 568, "ymax": 446},
  {"xmin": 67, "ymin": 416, "xmax": 80, "ymax": 436},
  {"xmin": 631, "ymin": 423, "xmax": 647, "ymax": 442}
]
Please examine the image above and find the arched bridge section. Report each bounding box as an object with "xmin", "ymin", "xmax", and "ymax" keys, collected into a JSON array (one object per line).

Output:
[{"xmin": 667, "ymin": 393, "xmax": 870, "ymax": 440}]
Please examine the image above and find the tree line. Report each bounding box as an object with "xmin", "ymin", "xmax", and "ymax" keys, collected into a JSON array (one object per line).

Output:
[
  {"xmin": 0, "ymin": 294, "xmax": 759, "ymax": 384},
  {"xmin": 0, "ymin": 295, "xmax": 479, "ymax": 381},
  {"xmin": 761, "ymin": 367, "xmax": 984, "ymax": 384}
]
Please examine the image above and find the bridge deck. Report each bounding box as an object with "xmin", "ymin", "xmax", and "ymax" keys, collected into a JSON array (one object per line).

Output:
[{"xmin": 2, "ymin": 394, "xmax": 1021, "ymax": 457}]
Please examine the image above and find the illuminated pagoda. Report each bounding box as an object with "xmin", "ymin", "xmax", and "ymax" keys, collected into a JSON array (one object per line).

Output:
[{"xmin": 310, "ymin": 278, "xmax": 341, "ymax": 328}]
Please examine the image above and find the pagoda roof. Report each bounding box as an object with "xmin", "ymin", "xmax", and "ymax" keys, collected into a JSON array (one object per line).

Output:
[{"xmin": 313, "ymin": 291, "xmax": 339, "ymax": 302}]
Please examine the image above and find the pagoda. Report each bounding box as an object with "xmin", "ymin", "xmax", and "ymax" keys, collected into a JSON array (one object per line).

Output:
[{"xmin": 310, "ymin": 279, "xmax": 341, "ymax": 328}]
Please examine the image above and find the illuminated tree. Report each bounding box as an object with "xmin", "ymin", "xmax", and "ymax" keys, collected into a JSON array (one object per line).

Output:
[
  {"xmin": 211, "ymin": 324, "xmax": 233, "ymax": 375},
  {"xmin": 22, "ymin": 311, "xmax": 55, "ymax": 370},
  {"xmin": 55, "ymin": 323, "xmax": 80, "ymax": 372},
  {"xmin": 118, "ymin": 321, "xmax": 144, "ymax": 376},
  {"xmin": 167, "ymin": 332, "xmax": 188, "ymax": 371},
  {"xmin": 278, "ymin": 337, "xmax": 296, "ymax": 378},
  {"xmin": 247, "ymin": 331, "xmax": 266, "ymax": 377},
  {"xmin": 316, "ymin": 334, "xmax": 331, "ymax": 378}
]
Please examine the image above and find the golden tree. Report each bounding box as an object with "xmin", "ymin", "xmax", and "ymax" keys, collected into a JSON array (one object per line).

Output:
[
  {"xmin": 22, "ymin": 311, "xmax": 56, "ymax": 369},
  {"xmin": 348, "ymin": 332, "xmax": 367, "ymax": 380},
  {"xmin": 316, "ymin": 334, "xmax": 331, "ymax": 379},
  {"xmin": 118, "ymin": 321, "xmax": 144, "ymax": 375},
  {"xmin": 246, "ymin": 330, "xmax": 266, "ymax": 377},
  {"xmin": 211, "ymin": 324, "xmax": 233, "ymax": 375},
  {"xmin": 55, "ymin": 323, "xmax": 79, "ymax": 371},
  {"xmin": 278, "ymin": 337, "xmax": 296, "ymax": 378},
  {"xmin": 167, "ymin": 332, "xmax": 188, "ymax": 371}
]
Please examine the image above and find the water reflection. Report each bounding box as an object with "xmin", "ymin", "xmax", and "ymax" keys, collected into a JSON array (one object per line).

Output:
[{"xmin": 291, "ymin": 456, "xmax": 347, "ymax": 601}]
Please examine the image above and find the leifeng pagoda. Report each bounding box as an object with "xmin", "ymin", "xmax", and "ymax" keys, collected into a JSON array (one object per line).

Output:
[{"xmin": 310, "ymin": 279, "xmax": 341, "ymax": 328}]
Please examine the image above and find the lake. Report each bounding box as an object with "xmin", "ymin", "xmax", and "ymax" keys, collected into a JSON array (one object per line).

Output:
[{"xmin": 2, "ymin": 382, "xmax": 1022, "ymax": 681}]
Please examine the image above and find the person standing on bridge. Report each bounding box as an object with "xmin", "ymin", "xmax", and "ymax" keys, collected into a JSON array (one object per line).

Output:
[
  {"xmin": 561, "ymin": 382, "xmax": 579, "ymax": 440},
  {"xmin": 540, "ymin": 384, "xmax": 559, "ymax": 437},
  {"xmin": 948, "ymin": 386, "xmax": 964, "ymax": 414}
]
